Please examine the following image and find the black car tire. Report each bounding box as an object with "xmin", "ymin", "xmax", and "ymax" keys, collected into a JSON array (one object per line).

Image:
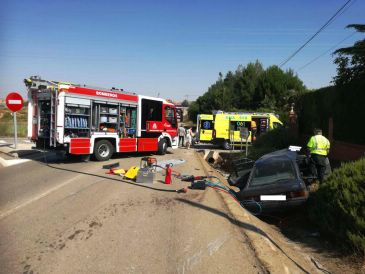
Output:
[
  {"xmin": 157, "ymin": 139, "xmax": 167, "ymax": 155},
  {"xmin": 94, "ymin": 140, "xmax": 114, "ymax": 161}
]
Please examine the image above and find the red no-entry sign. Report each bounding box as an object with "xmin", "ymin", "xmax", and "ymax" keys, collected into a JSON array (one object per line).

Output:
[{"xmin": 6, "ymin": 92, "xmax": 24, "ymax": 112}]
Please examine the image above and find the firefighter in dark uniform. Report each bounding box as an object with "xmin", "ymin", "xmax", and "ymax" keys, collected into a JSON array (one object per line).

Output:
[{"xmin": 307, "ymin": 128, "xmax": 330, "ymax": 183}]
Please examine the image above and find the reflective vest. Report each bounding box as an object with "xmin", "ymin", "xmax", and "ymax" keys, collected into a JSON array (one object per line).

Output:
[{"xmin": 307, "ymin": 135, "xmax": 330, "ymax": 156}]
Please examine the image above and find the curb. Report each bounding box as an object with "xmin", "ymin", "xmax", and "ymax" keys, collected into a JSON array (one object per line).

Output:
[{"xmin": 195, "ymin": 150, "xmax": 320, "ymax": 274}]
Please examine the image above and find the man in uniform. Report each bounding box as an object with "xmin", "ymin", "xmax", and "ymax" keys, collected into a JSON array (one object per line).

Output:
[
  {"xmin": 307, "ymin": 128, "xmax": 331, "ymax": 183},
  {"xmin": 178, "ymin": 124, "xmax": 186, "ymax": 147}
]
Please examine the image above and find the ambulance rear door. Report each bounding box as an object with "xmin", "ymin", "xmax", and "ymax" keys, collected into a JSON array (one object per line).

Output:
[
  {"xmin": 198, "ymin": 114, "xmax": 214, "ymax": 142},
  {"xmin": 229, "ymin": 114, "xmax": 251, "ymax": 143}
]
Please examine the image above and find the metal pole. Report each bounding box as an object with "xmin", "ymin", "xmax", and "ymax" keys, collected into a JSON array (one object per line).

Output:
[
  {"xmin": 13, "ymin": 112, "xmax": 18, "ymax": 149},
  {"xmin": 245, "ymin": 131, "xmax": 250, "ymax": 157}
]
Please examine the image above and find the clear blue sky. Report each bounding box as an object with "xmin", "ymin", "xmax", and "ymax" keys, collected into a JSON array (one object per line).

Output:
[{"xmin": 0, "ymin": 0, "xmax": 363, "ymax": 101}]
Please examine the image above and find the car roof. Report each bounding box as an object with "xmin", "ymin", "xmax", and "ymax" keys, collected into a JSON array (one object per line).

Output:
[{"xmin": 256, "ymin": 149, "xmax": 297, "ymax": 164}]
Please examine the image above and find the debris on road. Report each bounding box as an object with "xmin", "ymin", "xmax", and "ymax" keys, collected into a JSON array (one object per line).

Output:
[
  {"xmin": 102, "ymin": 162, "xmax": 120, "ymax": 169},
  {"xmin": 136, "ymin": 168, "xmax": 155, "ymax": 184}
]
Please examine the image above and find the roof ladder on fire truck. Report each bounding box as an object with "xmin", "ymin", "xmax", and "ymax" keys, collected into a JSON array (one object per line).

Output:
[{"xmin": 49, "ymin": 89, "xmax": 57, "ymax": 147}]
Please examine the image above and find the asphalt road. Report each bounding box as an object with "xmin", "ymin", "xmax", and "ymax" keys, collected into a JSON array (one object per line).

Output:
[{"xmin": 0, "ymin": 148, "xmax": 265, "ymax": 273}]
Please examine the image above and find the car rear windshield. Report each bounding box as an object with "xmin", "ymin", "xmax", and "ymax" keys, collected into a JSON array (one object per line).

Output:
[{"xmin": 250, "ymin": 158, "xmax": 296, "ymax": 187}]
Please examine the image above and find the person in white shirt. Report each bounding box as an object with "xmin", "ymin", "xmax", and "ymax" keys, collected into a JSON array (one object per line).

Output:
[
  {"xmin": 186, "ymin": 127, "xmax": 193, "ymax": 149},
  {"xmin": 178, "ymin": 124, "xmax": 186, "ymax": 147}
]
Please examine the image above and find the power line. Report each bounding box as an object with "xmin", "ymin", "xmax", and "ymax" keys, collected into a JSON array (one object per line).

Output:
[
  {"xmin": 279, "ymin": 0, "xmax": 353, "ymax": 68},
  {"xmin": 297, "ymin": 32, "xmax": 357, "ymax": 71}
]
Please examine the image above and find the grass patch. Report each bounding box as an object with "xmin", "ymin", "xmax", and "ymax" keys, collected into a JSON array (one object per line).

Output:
[{"xmin": 0, "ymin": 107, "xmax": 28, "ymax": 137}]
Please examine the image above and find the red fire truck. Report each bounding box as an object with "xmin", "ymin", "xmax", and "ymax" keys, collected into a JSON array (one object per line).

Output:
[{"xmin": 25, "ymin": 76, "xmax": 178, "ymax": 161}]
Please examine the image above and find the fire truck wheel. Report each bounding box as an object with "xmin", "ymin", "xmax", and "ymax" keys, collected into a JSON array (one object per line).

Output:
[
  {"xmin": 157, "ymin": 139, "xmax": 167, "ymax": 155},
  {"xmin": 94, "ymin": 140, "xmax": 114, "ymax": 161},
  {"xmin": 222, "ymin": 140, "xmax": 231, "ymax": 150}
]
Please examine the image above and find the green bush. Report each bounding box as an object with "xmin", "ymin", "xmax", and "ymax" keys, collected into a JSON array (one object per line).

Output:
[
  {"xmin": 248, "ymin": 127, "xmax": 301, "ymax": 159},
  {"xmin": 308, "ymin": 158, "xmax": 365, "ymax": 254}
]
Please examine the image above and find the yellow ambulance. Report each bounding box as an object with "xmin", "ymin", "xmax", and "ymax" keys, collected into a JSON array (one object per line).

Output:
[
  {"xmin": 196, "ymin": 114, "xmax": 214, "ymax": 142},
  {"xmin": 197, "ymin": 112, "xmax": 283, "ymax": 149}
]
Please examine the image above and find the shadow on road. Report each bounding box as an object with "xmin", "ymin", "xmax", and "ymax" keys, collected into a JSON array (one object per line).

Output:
[
  {"xmin": 4, "ymin": 147, "xmax": 174, "ymax": 165},
  {"xmin": 192, "ymin": 143, "xmax": 221, "ymax": 150}
]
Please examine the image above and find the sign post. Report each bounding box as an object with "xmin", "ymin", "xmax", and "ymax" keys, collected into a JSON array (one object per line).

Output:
[
  {"xmin": 5, "ymin": 92, "xmax": 24, "ymax": 149},
  {"xmin": 240, "ymin": 127, "xmax": 249, "ymax": 156}
]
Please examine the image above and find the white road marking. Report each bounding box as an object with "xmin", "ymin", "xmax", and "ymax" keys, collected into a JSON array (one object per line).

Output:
[
  {"xmin": 179, "ymin": 234, "xmax": 230, "ymax": 274},
  {"xmin": 0, "ymin": 140, "xmax": 6, "ymax": 144},
  {"xmin": 0, "ymin": 173, "xmax": 83, "ymax": 220},
  {"xmin": 207, "ymin": 234, "xmax": 229, "ymax": 256},
  {"xmin": 264, "ymin": 237, "xmax": 277, "ymax": 251},
  {"xmin": 0, "ymin": 157, "xmax": 30, "ymax": 167}
]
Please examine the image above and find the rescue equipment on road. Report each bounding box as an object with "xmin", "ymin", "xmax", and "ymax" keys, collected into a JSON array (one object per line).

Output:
[
  {"xmin": 124, "ymin": 166, "xmax": 140, "ymax": 180},
  {"xmin": 164, "ymin": 164, "xmax": 172, "ymax": 184}
]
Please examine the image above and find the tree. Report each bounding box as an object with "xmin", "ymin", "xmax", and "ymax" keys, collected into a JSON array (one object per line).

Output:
[
  {"xmin": 187, "ymin": 101, "xmax": 199, "ymax": 121},
  {"xmin": 181, "ymin": 99, "xmax": 189, "ymax": 107},
  {"xmin": 187, "ymin": 61, "xmax": 307, "ymax": 121},
  {"xmin": 333, "ymin": 24, "xmax": 365, "ymax": 85}
]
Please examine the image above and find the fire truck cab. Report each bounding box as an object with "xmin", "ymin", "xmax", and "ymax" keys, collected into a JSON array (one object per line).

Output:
[{"xmin": 25, "ymin": 76, "xmax": 178, "ymax": 161}]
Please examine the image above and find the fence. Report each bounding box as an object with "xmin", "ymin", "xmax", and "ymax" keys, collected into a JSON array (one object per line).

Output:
[{"xmin": 296, "ymin": 79, "xmax": 365, "ymax": 145}]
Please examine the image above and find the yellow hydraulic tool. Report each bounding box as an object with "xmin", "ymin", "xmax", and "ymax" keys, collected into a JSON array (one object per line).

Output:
[{"xmin": 124, "ymin": 166, "xmax": 140, "ymax": 180}]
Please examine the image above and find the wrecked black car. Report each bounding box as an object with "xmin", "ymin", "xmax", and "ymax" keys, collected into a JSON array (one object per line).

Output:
[{"xmin": 228, "ymin": 149, "xmax": 310, "ymax": 213}]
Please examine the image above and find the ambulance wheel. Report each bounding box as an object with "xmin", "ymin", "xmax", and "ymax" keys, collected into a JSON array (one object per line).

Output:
[
  {"xmin": 94, "ymin": 140, "xmax": 114, "ymax": 161},
  {"xmin": 157, "ymin": 139, "xmax": 167, "ymax": 155},
  {"xmin": 222, "ymin": 140, "xmax": 231, "ymax": 150}
]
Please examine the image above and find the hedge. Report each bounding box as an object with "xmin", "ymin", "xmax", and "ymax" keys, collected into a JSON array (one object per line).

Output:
[
  {"xmin": 308, "ymin": 158, "xmax": 365, "ymax": 254},
  {"xmin": 248, "ymin": 127, "xmax": 301, "ymax": 160},
  {"xmin": 296, "ymin": 79, "xmax": 365, "ymax": 145}
]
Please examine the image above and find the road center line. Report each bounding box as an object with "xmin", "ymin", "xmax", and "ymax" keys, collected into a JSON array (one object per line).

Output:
[{"xmin": 0, "ymin": 173, "xmax": 84, "ymax": 220}]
